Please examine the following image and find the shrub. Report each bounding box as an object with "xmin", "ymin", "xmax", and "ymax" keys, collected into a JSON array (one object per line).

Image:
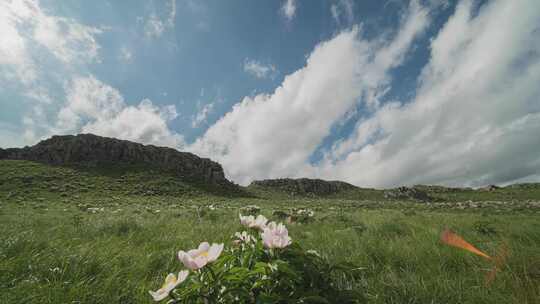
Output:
[
  {"xmin": 239, "ymin": 205, "xmax": 261, "ymax": 216},
  {"xmin": 473, "ymin": 220, "xmax": 497, "ymax": 235}
]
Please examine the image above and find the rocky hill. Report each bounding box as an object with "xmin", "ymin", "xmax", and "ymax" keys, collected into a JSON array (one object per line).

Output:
[
  {"xmin": 0, "ymin": 134, "xmax": 233, "ymax": 186},
  {"xmin": 249, "ymin": 178, "xmax": 359, "ymax": 196}
]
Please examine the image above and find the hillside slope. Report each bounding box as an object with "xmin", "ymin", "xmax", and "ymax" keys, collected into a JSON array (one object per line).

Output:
[{"xmin": 0, "ymin": 134, "xmax": 231, "ymax": 186}]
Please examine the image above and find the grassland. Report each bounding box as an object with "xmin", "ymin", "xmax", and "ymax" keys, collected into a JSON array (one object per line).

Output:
[{"xmin": 1, "ymin": 160, "xmax": 539, "ymax": 303}]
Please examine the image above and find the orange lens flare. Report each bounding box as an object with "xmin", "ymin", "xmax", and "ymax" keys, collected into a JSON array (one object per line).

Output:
[
  {"xmin": 440, "ymin": 229, "xmax": 492, "ymax": 260},
  {"xmin": 440, "ymin": 229, "xmax": 509, "ymax": 286}
]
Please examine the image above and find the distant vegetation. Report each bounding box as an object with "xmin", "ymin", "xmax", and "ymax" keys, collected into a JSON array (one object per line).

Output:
[{"xmin": 1, "ymin": 160, "xmax": 539, "ymax": 303}]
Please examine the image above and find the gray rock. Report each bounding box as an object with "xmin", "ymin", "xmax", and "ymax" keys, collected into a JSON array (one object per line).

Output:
[
  {"xmin": 383, "ymin": 186, "xmax": 431, "ymax": 202},
  {"xmin": 0, "ymin": 134, "xmax": 233, "ymax": 186},
  {"xmin": 250, "ymin": 178, "xmax": 357, "ymax": 196}
]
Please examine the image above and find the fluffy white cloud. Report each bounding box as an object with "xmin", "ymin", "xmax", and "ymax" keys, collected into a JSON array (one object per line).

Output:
[
  {"xmin": 319, "ymin": 0, "xmax": 540, "ymax": 187},
  {"xmin": 54, "ymin": 76, "xmax": 184, "ymax": 148},
  {"xmin": 192, "ymin": 0, "xmax": 540, "ymax": 188},
  {"xmin": 281, "ymin": 0, "xmax": 296, "ymax": 21},
  {"xmin": 0, "ymin": 0, "xmax": 102, "ymax": 84},
  {"xmin": 0, "ymin": 0, "xmax": 184, "ymax": 150},
  {"xmin": 243, "ymin": 59, "xmax": 277, "ymax": 79},
  {"xmin": 189, "ymin": 1, "xmax": 430, "ymax": 185}
]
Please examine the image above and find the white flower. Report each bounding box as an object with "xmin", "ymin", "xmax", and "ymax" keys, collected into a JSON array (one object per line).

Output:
[
  {"xmin": 148, "ymin": 271, "xmax": 189, "ymax": 302},
  {"xmin": 239, "ymin": 214, "xmax": 254, "ymax": 226},
  {"xmin": 251, "ymin": 214, "xmax": 268, "ymax": 230},
  {"xmin": 234, "ymin": 231, "xmax": 256, "ymax": 244},
  {"xmin": 178, "ymin": 242, "xmax": 224, "ymax": 270},
  {"xmin": 262, "ymin": 222, "xmax": 292, "ymax": 249},
  {"xmin": 239, "ymin": 214, "xmax": 268, "ymax": 230}
]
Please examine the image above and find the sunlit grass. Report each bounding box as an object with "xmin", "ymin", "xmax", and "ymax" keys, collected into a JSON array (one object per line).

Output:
[{"xmin": 0, "ymin": 160, "xmax": 539, "ymax": 303}]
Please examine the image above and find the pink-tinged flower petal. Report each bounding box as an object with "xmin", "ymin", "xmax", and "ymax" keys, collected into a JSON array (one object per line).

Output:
[
  {"xmin": 262, "ymin": 222, "xmax": 292, "ymax": 249},
  {"xmin": 198, "ymin": 242, "xmax": 210, "ymax": 252},
  {"xmin": 187, "ymin": 248, "xmax": 201, "ymax": 257},
  {"xmin": 194, "ymin": 256, "xmax": 208, "ymax": 268},
  {"xmin": 178, "ymin": 251, "xmax": 200, "ymax": 270},
  {"xmin": 149, "ymin": 271, "xmax": 189, "ymax": 302},
  {"xmin": 207, "ymin": 243, "xmax": 224, "ymax": 262},
  {"xmin": 149, "ymin": 290, "xmax": 169, "ymax": 302},
  {"xmin": 177, "ymin": 270, "xmax": 189, "ymax": 283}
]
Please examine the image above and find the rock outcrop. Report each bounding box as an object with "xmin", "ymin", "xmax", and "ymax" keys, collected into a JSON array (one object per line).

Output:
[
  {"xmin": 383, "ymin": 186, "xmax": 431, "ymax": 202},
  {"xmin": 0, "ymin": 134, "xmax": 232, "ymax": 185},
  {"xmin": 249, "ymin": 178, "xmax": 358, "ymax": 196},
  {"xmin": 481, "ymin": 184, "xmax": 500, "ymax": 191}
]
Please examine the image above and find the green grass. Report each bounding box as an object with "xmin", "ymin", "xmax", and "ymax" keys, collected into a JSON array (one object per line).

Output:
[{"xmin": 1, "ymin": 160, "xmax": 539, "ymax": 303}]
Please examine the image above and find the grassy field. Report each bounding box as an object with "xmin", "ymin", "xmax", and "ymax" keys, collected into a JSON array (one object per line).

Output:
[{"xmin": 1, "ymin": 160, "xmax": 539, "ymax": 303}]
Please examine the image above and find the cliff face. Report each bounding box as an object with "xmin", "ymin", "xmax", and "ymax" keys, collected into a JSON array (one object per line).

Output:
[
  {"xmin": 0, "ymin": 134, "xmax": 231, "ymax": 185},
  {"xmin": 250, "ymin": 178, "xmax": 358, "ymax": 196}
]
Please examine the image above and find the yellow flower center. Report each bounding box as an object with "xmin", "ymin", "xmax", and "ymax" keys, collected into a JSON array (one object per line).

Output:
[
  {"xmin": 199, "ymin": 251, "xmax": 209, "ymax": 257},
  {"xmin": 162, "ymin": 275, "xmax": 177, "ymax": 288}
]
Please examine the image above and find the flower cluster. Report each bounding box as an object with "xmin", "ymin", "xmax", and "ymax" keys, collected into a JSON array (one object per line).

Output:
[
  {"xmin": 295, "ymin": 208, "xmax": 315, "ymax": 218},
  {"xmin": 239, "ymin": 214, "xmax": 292, "ymax": 249},
  {"xmin": 148, "ymin": 211, "xmax": 360, "ymax": 303},
  {"xmin": 149, "ymin": 213, "xmax": 292, "ymax": 302}
]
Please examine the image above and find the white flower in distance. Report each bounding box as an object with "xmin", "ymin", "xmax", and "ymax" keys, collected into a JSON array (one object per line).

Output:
[
  {"xmin": 234, "ymin": 231, "xmax": 256, "ymax": 244},
  {"xmin": 239, "ymin": 214, "xmax": 254, "ymax": 226},
  {"xmin": 239, "ymin": 214, "xmax": 268, "ymax": 230},
  {"xmin": 148, "ymin": 270, "xmax": 189, "ymax": 302},
  {"xmin": 262, "ymin": 222, "xmax": 292, "ymax": 249},
  {"xmin": 178, "ymin": 242, "xmax": 224, "ymax": 270}
]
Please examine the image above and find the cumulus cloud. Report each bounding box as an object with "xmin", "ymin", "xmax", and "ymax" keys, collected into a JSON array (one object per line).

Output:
[
  {"xmin": 54, "ymin": 76, "xmax": 184, "ymax": 148},
  {"xmin": 189, "ymin": 1, "xmax": 430, "ymax": 185},
  {"xmin": 0, "ymin": 0, "xmax": 102, "ymax": 84},
  {"xmin": 190, "ymin": 0, "xmax": 540, "ymax": 188},
  {"xmin": 243, "ymin": 59, "xmax": 277, "ymax": 79},
  {"xmin": 281, "ymin": 0, "xmax": 297, "ymax": 21},
  {"xmin": 319, "ymin": 0, "xmax": 540, "ymax": 188}
]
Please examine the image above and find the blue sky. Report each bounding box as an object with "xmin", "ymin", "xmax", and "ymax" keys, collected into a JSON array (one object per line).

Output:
[{"xmin": 1, "ymin": 0, "xmax": 540, "ymax": 188}]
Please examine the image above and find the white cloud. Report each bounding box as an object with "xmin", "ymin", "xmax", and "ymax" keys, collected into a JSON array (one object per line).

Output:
[
  {"xmin": 243, "ymin": 59, "xmax": 277, "ymax": 79},
  {"xmin": 191, "ymin": 102, "xmax": 215, "ymax": 128},
  {"xmin": 189, "ymin": 1, "xmax": 430, "ymax": 185},
  {"xmin": 0, "ymin": 0, "xmax": 183, "ymax": 150},
  {"xmin": 119, "ymin": 46, "xmax": 133, "ymax": 62},
  {"xmin": 331, "ymin": 0, "xmax": 354, "ymax": 25},
  {"xmin": 53, "ymin": 76, "xmax": 184, "ymax": 148},
  {"xmin": 188, "ymin": 0, "xmax": 540, "ymax": 188},
  {"xmin": 318, "ymin": 0, "xmax": 540, "ymax": 188},
  {"xmin": 144, "ymin": 14, "xmax": 165, "ymax": 38},
  {"xmin": 144, "ymin": 0, "xmax": 176, "ymax": 38},
  {"xmin": 281, "ymin": 0, "xmax": 297, "ymax": 21},
  {"xmin": 0, "ymin": 0, "xmax": 102, "ymax": 84}
]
